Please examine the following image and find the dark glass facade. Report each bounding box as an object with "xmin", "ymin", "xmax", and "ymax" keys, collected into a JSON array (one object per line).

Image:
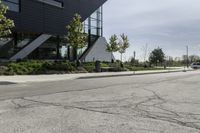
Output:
[
  {"xmin": 37, "ymin": 0, "xmax": 64, "ymax": 8},
  {"xmin": 28, "ymin": 36, "xmax": 62, "ymax": 59},
  {"xmin": 0, "ymin": 0, "xmax": 106, "ymax": 60}
]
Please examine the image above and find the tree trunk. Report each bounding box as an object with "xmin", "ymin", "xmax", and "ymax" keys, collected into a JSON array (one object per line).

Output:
[
  {"xmin": 111, "ymin": 52, "xmax": 113, "ymax": 63},
  {"xmin": 121, "ymin": 53, "xmax": 123, "ymax": 62},
  {"xmin": 67, "ymin": 46, "xmax": 70, "ymax": 61},
  {"xmin": 73, "ymin": 46, "xmax": 77, "ymax": 61},
  {"xmin": 73, "ymin": 46, "xmax": 81, "ymax": 67}
]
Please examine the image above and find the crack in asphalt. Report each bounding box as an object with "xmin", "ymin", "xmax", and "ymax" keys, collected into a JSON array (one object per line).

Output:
[
  {"xmin": 130, "ymin": 88, "xmax": 200, "ymax": 131},
  {"xmin": 11, "ymin": 87, "xmax": 200, "ymax": 132},
  {"xmin": 11, "ymin": 100, "xmax": 25, "ymax": 109},
  {"xmin": 4, "ymin": 72, "xmax": 200, "ymax": 132},
  {"xmin": 0, "ymin": 72, "xmax": 198, "ymax": 102},
  {"xmin": 49, "ymin": 73, "xmax": 199, "ymax": 95},
  {"xmin": 14, "ymin": 98, "xmax": 125, "ymax": 116}
]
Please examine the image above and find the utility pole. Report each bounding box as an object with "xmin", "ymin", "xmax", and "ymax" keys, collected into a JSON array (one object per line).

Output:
[
  {"xmin": 133, "ymin": 51, "xmax": 136, "ymax": 61},
  {"xmin": 186, "ymin": 45, "xmax": 189, "ymax": 68}
]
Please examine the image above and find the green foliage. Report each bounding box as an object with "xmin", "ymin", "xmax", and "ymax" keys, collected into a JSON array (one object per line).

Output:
[
  {"xmin": 118, "ymin": 33, "xmax": 130, "ymax": 62},
  {"xmin": 106, "ymin": 34, "xmax": 130, "ymax": 62},
  {"xmin": 65, "ymin": 14, "xmax": 87, "ymax": 60},
  {"xmin": 0, "ymin": 0, "xmax": 14, "ymax": 38},
  {"xmin": 82, "ymin": 62, "xmax": 95, "ymax": 72},
  {"xmin": 1, "ymin": 60, "xmax": 76, "ymax": 75},
  {"xmin": 0, "ymin": 60, "xmax": 180, "ymax": 75},
  {"xmin": 149, "ymin": 47, "xmax": 165, "ymax": 66},
  {"xmin": 106, "ymin": 34, "xmax": 119, "ymax": 62},
  {"xmin": 106, "ymin": 34, "xmax": 119, "ymax": 53},
  {"xmin": 0, "ymin": 66, "xmax": 8, "ymax": 75},
  {"xmin": 82, "ymin": 62, "xmax": 109, "ymax": 72},
  {"xmin": 118, "ymin": 33, "xmax": 130, "ymax": 54},
  {"xmin": 1, "ymin": 61, "xmax": 128, "ymax": 75},
  {"xmin": 129, "ymin": 57, "xmax": 139, "ymax": 66},
  {"xmin": 124, "ymin": 61, "xmax": 172, "ymax": 71},
  {"xmin": 43, "ymin": 61, "xmax": 75, "ymax": 72},
  {"xmin": 83, "ymin": 62, "xmax": 127, "ymax": 72},
  {"xmin": 101, "ymin": 63, "xmax": 109, "ymax": 67},
  {"xmin": 125, "ymin": 66, "xmax": 166, "ymax": 71}
]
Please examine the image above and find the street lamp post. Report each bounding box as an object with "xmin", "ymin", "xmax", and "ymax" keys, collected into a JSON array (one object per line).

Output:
[{"xmin": 186, "ymin": 45, "xmax": 189, "ymax": 68}]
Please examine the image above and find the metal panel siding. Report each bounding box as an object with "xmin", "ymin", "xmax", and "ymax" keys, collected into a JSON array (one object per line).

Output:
[
  {"xmin": 20, "ymin": 0, "xmax": 44, "ymax": 33},
  {"xmin": 5, "ymin": 0, "xmax": 107, "ymax": 35}
]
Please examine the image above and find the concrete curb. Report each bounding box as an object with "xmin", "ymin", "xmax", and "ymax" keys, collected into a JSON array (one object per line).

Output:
[
  {"xmin": 78, "ymin": 69, "xmax": 194, "ymax": 79},
  {"xmin": 0, "ymin": 69, "xmax": 194, "ymax": 84}
]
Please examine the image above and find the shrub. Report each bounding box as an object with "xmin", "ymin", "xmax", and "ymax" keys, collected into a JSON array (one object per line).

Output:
[
  {"xmin": 3, "ymin": 60, "xmax": 77, "ymax": 75},
  {"xmin": 82, "ymin": 62, "xmax": 95, "ymax": 72},
  {"xmin": 0, "ymin": 66, "xmax": 8, "ymax": 75},
  {"xmin": 43, "ymin": 61, "xmax": 75, "ymax": 71},
  {"xmin": 101, "ymin": 63, "xmax": 109, "ymax": 67},
  {"xmin": 82, "ymin": 62, "xmax": 110, "ymax": 72}
]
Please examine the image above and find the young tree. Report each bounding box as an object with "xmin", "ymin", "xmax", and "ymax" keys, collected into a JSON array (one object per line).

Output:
[
  {"xmin": 106, "ymin": 34, "xmax": 119, "ymax": 62},
  {"xmin": 65, "ymin": 13, "xmax": 87, "ymax": 61},
  {"xmin": 118, "ymin": 33, "xmax": 130, "ymax": 62},
  {"xmin": 129, "ymin": 56, "xmax": 139, "ymax": 65},
  {"xmin": 182, "ymin": 55, "xmax": 188, "ymax": 65},
  {"xmin": 149, "ymin": 47, "xmax": 165, "ymax": 66},
  {"xmin": 0, "ymin": 0, "xmax": 15, "ymax": 38},
  {"xmin": 141, "ymin": 43, "xmax": 149, "ymax": 63},
  {"xmin": 189, "ymin": 55, "xmax": 199, "ymax": 63}
]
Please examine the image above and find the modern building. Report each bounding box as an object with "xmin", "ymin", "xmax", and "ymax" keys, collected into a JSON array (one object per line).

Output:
[{"xmin": 0, "ymin": 0, "xmax": 114, "ymax": 62}]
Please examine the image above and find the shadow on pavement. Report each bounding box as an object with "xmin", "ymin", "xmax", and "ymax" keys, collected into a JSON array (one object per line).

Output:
[{"xmin": 0, "ymin": 81, "xmax": 17, "ymax": 85}]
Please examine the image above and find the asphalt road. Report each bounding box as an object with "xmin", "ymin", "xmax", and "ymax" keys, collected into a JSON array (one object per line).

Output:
[{"xmin": 0, "ymin": 71, "xmax": 200, "ymax": 133}]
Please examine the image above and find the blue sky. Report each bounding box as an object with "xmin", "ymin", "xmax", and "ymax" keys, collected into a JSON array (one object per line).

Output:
[{"xmin": 103, "ymin": 0, "xmax": 200, "ymax": 61}]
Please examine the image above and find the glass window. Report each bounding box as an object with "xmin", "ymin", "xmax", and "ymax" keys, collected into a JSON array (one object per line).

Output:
[
  {"xmin": 2, "ymin": 0, "xmax": 20, "ymax": 12},
  {"xmin": 90, "ymin": 19, "xmax": 97, "ymax": 27},
  {"xmin": 83, "ymin": 7, "xmax": 103, "ymax": 37},
  {"xmin": 90, "ymin": 12, "xmax": 97, "ymax": 19},
  {"xmin": 37, "ymin": 0, "xmax": 63, "ymax": 8},
  {"xmin": 91, "ymin": 28, "xmax": 97, "ymax": 35}
]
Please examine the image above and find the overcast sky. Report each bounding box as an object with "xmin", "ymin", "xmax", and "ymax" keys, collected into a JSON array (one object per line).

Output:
[{"xmin": 103, "ymin": 0, "xmax": 200, "ymax": 61}]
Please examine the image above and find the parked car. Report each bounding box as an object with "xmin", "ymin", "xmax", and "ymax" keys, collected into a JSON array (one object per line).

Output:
[{"xmin": 191, "ymin": 62, "xmax": 200, "ymax": 69}]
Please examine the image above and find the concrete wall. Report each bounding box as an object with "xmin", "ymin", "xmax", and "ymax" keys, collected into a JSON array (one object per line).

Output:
[{"xmin": 84, "ymin": 37, "xmax": 115, "ymax": 62}]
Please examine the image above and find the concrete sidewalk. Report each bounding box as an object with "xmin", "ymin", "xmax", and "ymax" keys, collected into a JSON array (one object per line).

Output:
[{"xmin": 0, "ymin": 67, "xmax": 193, "ymax": 83}]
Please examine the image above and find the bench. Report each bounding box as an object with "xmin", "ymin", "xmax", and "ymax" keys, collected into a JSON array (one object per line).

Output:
[{"xmin": 101, "ymin": 67, "xmax": 117, "ymax": 72}]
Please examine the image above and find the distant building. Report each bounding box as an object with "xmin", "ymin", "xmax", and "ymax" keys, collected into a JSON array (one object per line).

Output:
[{"xmin": 0, "ymin": 0, "xmax": 114, "ymax": 62}]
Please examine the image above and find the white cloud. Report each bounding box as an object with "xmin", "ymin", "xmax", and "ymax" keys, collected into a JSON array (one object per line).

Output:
[{"xmin": 103, "ymin": 0, "xmax": 200, "ymax": 60}]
